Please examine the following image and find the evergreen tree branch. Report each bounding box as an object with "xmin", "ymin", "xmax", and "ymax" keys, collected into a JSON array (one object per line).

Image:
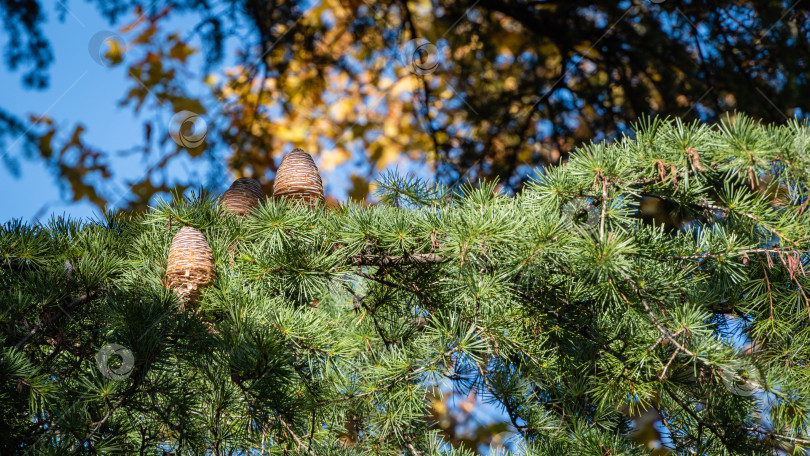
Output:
[
  {"xmin": 664, "ymin": 384, "xmax": 737, "ymax": 450},
  {"xmin": 1, "ymin": 259, "xmax": 25, "ymax": 270},
  {"xmin": 658, "ymin": 346, "xmax": 681, "ymax": 381},
  {"xmin": 314, "ymin": 346, "xmax": 462, "ymax": 408},
  {"xmin": 277, "ymin": 414, "xmax": 317, "ymax": 456},
  {"xmin": 355, "ymin": 271, "xmax": 426, "ymax": 297},
  {"xmin": 13, "ymin": 293, "xmax": 96, "ymax": 350},
  {"xmin": 349, "ymin": 253, "xmax": 444, "ymax": 267},
  {"xmin": 599, "ymin": 174, "xmax": 608, "ymax": 240},
  {"xmin": 513, "ymin": 287, "xmax": 625, "ymax": 361},
  {"xmin": 670, "ymin": 247, "xmax": 801, "ymax": 261},
  {"xmin": 620, "ymin": 280, "xmax": 696, "ymax": 358},
  {"xmin": 70, "ymin": 354, "xmax": 151, "ymax": 453},
  {"xmin": 744, "ymin": 426, "xmax": 810, "ymax": 446},
  {"xmin": 349, "ymin": 289, "xmax": 393, "ymax": 347},
  {"xmin": 5, "ymin": 115, "xmax": 810, "ymax": 453},
  {"xmin": 638, "ymin": 191, "xmax": 802, "ymax": 246}
]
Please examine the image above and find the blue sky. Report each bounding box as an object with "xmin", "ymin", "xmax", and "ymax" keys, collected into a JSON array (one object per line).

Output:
[
  {"xmin": 1, "ymin": 0, "xmax": 131, "ymax": 221},
  {"xmin": 0, "ymin": 0, "xmax": 244, "ymax": 222}
]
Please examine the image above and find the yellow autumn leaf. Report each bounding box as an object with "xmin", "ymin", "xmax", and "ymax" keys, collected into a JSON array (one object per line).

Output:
[
  {"xmin": 289, "ymin": 91, "xmax": 304, "ymax": 106},
  {"xmin": 169, "ymin": 41, "xmax": 196, "ymax": 63},
  {"xmin": 517, "ymin": 146, "xmax": 533, "ymax": 163},
  {"xmin": 373, "ymin": 138, "xmax": 402, "ymax": 170},
  {"xmin": 103, "ymin": 39, "xmax": 125, "ymax": 66},
  {"xmin": 203, "ymin": 74, "xmax": 219, "ymax": 86},
  {"xmin": 383, "ymin": 118, "xmax": 398, "ymax": 138},
  {"xmin": 277, "ymin": 124, "xmax": 308, "ymax": 142},
  {"xmin": 504, "ymin": 77, "xmax": 517, "ymax": 91},
  {"xmin": 348, "ymin": 174, "xmax": 370, "ymax": 201},
  {"xmin": 330, "ymin": 99, "xmax": 353, "ymax": 123},
  {"xmin": 315, "ymin": 118, "xmax": 338, "ymax": 137},
  {"xmin": 377, "ymin": 76, "xmax": 396, "ymax": 91},
  {"xmin": 250, "ymin": 122, "xmax": 266, "ymax": 136},
  {"xmin": 432, "ymin": 398, "xmax": 447, "ymax": 416},
  {"xmin": 391, "ymin": 76, "xmax": 418, "ymax": 97},
  {"xmin": 224, "ymin": 65, "xmax": 245, "ymax": 77},
  {"xmin": 319, "ymin": 147, "xmax": 352, "ymax": 171}
]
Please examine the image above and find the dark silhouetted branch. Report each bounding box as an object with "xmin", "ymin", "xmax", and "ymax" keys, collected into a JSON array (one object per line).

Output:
[{"xmin": 350, "ymin": 253, "xmax": 444, "ymax": 267}]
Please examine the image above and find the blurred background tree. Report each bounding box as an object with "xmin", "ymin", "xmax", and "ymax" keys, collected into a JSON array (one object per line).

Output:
[{"xmin": 1, "ymin": 0, "xmax": 808, "ymax": 210}]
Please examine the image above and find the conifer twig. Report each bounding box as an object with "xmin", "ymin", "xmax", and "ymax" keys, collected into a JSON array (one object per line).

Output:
[
  {"xmin": 599, "ymin": 175, "xmax": 608, "ymax": 239},
  {"xmin": 314, "ymin": 347, "xmax": 462, "ymax": 407},
  {"xmin": 2, "ymin": 259, "xmax": 25, "ymax": 270},
  {"xmin": 638, "ymin": 191, "xmax": 801, "ymax": 246},
  {"xmin": 70, "ymin": 345, "xmax": 160, "ymax": 454},
  {"xmin": 349, "ymin": 289, "xmax": 392, "ymax": 347},
  {"xmin": 664, "ymin": 384, "xmax": 735, "ymax": 449},
  {"xmin": 620, "ymin": 281, "xmax": 696, "ymax": 358},
  {"xmin": 743, "ymin": 427, "xmax": 810, "ymax": 445},
  {"xmin": 350, "ymin": 253, "xmax": 444, "ymax": 267},
  {"xmin": 277, "ymin": 414, "xmax": 317, "ymax": 456},
  {"xmin": 14, "ymin": 293, "xmax": 96, "ymax": 349}
]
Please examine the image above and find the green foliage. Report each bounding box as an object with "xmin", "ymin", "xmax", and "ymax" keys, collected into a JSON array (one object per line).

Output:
[{"xmin": 2, "ymin": 114, "xmax": 810, "ymax": 454}]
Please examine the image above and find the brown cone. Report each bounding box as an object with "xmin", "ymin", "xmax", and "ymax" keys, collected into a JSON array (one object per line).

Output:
[
  {"xmin": 273, "ymin": 148, "xmax": 324, "ymax": 206},
  {"xmin": 221, "ymin": 177, "xmax": 263, "ymax": 216},
  {"xmin": 165, "ymin": 227, "xmax": 216, "ymax": 306}
]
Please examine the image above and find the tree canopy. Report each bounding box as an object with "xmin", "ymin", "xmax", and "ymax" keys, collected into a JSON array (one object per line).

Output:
[
  {"xmin": 1, "ymin": 0, "xmax": 809, "ymax": 209},
  {"xmin": 2, "ymin": 115, "xmax": 810, "ymax": 454}
]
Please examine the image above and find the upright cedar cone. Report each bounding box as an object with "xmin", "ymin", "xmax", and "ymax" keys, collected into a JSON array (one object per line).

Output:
[
  {"xmin": 220, "ymin": 177, "xmax": 263, "ymax": 216},
  {"xmin": 165, "ymin": 227, "xmax": 215, "ymax": 306},
  {"xmin": 273, "ymin": 148, "xmax": 324, "ymax": 206}
]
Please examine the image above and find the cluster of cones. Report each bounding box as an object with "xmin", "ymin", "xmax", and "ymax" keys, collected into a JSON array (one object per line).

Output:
[{"xmin": 164, "ymin": 148, "xmax": 323, "ymax": 306}]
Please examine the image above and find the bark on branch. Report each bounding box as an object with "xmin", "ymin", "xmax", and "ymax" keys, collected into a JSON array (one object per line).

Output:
[
  {"xmin": 13, "ymin": 293, "xmax": 95, "ymax": 349},
  {"xmin": 349, "ymin": 253, "xmax": 444, "ymax": 267}
]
